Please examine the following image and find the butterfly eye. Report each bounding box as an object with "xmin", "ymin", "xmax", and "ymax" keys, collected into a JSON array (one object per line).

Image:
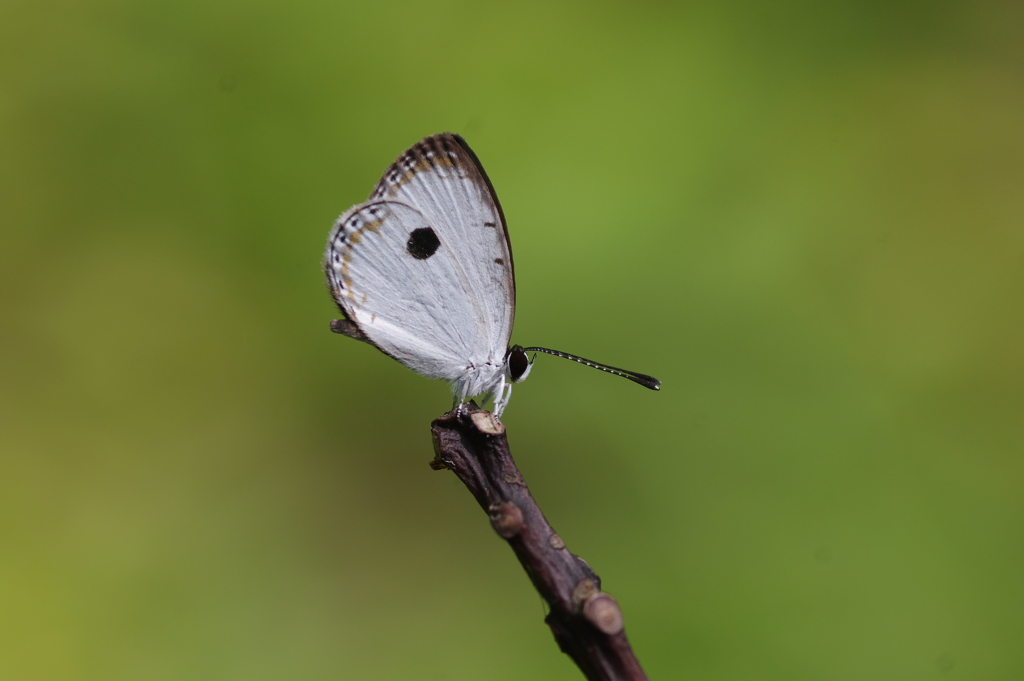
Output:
[
  {"xmin": 406, "ymin": 227, "xmax": 440, "ymax": 259},
  {"xmin": 507, "ymin": 345, "xmax": 532, "ymax": 383}
]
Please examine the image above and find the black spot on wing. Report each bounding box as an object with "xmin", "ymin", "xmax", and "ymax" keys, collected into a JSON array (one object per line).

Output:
[{"xmin": 407, "ymin": 227, "xmax": 441, "ymax": 259}]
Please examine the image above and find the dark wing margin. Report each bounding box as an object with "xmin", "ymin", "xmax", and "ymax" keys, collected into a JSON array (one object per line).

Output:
[{"xmin": 447, "ymin": 133, "xmax": 515, "ymax": 312}]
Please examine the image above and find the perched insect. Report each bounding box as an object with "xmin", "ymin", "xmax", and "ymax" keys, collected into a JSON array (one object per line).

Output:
[{"xmin": 324, "ymin": 133, "xmax": 659, "ymax": 416}]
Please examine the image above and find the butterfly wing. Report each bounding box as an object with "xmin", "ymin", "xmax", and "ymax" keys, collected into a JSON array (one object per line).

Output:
[{"xmin": 325, "ymin": 133, "xmax": 515, "ymax": 390}]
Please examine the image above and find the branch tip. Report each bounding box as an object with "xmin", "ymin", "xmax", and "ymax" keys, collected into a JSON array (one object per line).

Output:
[{"xmin": 470, "ymin": 410, "xmax": 504, "ymax": 435}]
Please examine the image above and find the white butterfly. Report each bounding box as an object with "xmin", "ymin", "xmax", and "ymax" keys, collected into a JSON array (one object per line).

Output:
[{"xmin": 324, "ymin": 133, "xmax": 659, "ymax": 416}]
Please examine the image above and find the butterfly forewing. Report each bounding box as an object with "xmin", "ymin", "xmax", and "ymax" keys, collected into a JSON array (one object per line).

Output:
[
  {"xmin": 325, "ymin": 134, "xmax": 515, "ymax": 388},
  {"xmin": 370, "ymin": 135, "xmax": 514, "ymax": 345}
]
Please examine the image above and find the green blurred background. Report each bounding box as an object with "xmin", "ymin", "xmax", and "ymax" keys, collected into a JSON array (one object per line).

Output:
[{"xmin": 2, "ymin": 0, "xmax": 1023, "ymax": 679}]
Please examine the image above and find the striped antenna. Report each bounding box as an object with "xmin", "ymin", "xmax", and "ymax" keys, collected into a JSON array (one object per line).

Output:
[{"xmin": 521, "ymin": 347, "xmax": 661, "ymax": 390}]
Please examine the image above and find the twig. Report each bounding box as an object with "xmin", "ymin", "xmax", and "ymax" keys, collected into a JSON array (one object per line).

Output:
[{"xmin": 430, "ymin": 405, "xmax": 648, "ymax": 681}]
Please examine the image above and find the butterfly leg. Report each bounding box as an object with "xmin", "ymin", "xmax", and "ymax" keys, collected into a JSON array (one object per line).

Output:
[
  {"xmin": 493, "ymin": 375, "xmax": 511, "ymax": 417},
  {"xmin": 454, "ymin": 382, "xmax": 472, "ymax": 416}
]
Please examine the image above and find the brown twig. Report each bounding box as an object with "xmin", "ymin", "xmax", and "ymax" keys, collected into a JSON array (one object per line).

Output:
[{"xmin": 430, "ymin": 405, "xmax": 648, "ymax": 681}]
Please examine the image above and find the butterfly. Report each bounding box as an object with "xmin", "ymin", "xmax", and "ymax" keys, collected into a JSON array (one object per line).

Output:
[{"xmin": 324, "ymin": 133, "xmax": 659, "ymax": 416}]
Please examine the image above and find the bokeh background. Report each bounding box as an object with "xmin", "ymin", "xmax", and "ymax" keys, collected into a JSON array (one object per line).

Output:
[{"xmin": 3, "ymin": 1, "xmax": 1023, "ymax": 679}]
